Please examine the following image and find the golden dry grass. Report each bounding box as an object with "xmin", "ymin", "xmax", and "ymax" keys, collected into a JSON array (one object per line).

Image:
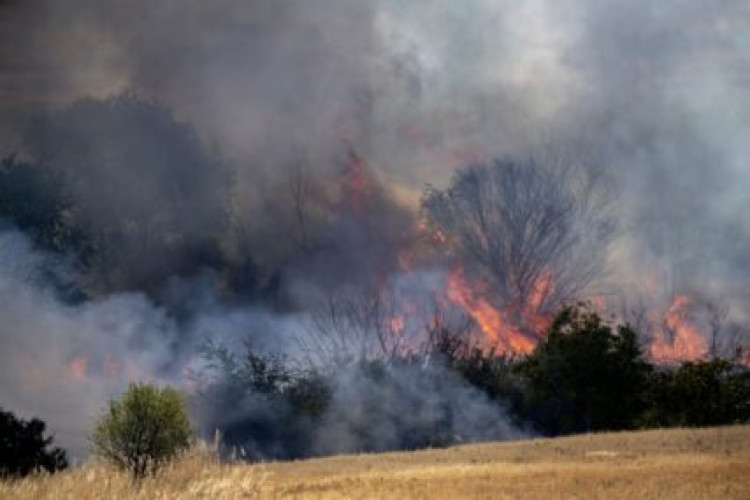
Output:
[{"xmin": 2, "ymin": 425, "xmax": 748, "ymax": 499}]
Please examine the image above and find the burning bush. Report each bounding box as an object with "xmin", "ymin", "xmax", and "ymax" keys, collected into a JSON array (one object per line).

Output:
[{"xmin": 194, "ymin": 304, "xmax": 749, "ymax": 461}]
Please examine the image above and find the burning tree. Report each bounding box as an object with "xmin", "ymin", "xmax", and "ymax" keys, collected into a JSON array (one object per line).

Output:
[
  {"xmin": 647, "ymin": 294, "xmax": 748, "ymax": 364},
  {"xmin": 422, "ymin": 157, "xmax": 614, "ymax": 351}
]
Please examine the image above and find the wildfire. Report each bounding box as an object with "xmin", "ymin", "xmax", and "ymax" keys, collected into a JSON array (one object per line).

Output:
[
  {"xmin": 446, "ymin": 267, "xmax": 538, "ymax": 354},
  {"xmin": 590, "ymin": 293, "xmax": 608, "ymax": 313},
  {"xmin": 649, "ymin": 294, "xmax": 708, "ymax": 363},
  {"xmin": 740, "ymin": 348, "xmax": 750, "ymax": 367},
  {"xmin": 389, "ymin": 315, "xmax": 405, "ymax": 334},
  {"xmin": 67, "ymin": 357, "xmax": 87, "ymax": 381},
  {"xmin": 65, "ymin": 354, "xmax": 145, "ymax": 382},
  {"xmin": 525, "ymin": 269, "xmax": 555, "ymax": 333}
]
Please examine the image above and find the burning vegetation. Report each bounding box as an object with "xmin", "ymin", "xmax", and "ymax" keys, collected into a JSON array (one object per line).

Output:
[
  {"xmin": 1, "ymin": 9, "xmax": 749, "ymax": 461},
  {"xmin": 0, "ymin": 100, "xmax": 748, "ymax": 463},
  {"xmin": 1, "ymin": 97, "xmax": 749, "ymax": 462}
]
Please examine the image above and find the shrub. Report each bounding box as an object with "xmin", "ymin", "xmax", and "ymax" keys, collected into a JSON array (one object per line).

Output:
[
  {"xmin": 519, "ymin": 304, "xmax": 651, "ymax": 434},
  {"xmin": 639, "ymin": 359, "xmax": 750, "ymax": 427},
  {"xmin": 0, "ymin": 408, "xmax": 68, "ymax": 478},
  {"xmin": 91, "ymin": 383, "xmax": 192, "ymax": 480}
]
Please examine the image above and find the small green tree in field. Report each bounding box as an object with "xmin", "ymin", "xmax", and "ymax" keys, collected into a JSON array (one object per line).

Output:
[{"xmin": 91, "ymin": 383, "xmax": 192, "ymax": 480}]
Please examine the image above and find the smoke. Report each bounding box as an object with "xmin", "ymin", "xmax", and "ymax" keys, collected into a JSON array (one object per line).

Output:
[
  {"xmin": 0, "ymin": 223, "xmax": 517, "ymax": 459},
  {"xmin": 2, "ymin": 1, "xmax": 747, "ymax": 262},
  {"xmin": 311, "ymin": 362, "xmax": 523, "ymax": 454},
  {"xmin": 195, "ymin": 354, "xmax": 525, "ymax": 460},
  {"xmin": 0, "ymin": 0, "xmax": 748, "ymax": 457},
  {"xmin": 0, "ymin": 225, "xmax": 299, "ymax": 459}
]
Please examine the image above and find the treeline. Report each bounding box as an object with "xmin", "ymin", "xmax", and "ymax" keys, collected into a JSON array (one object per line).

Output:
[
  {"xmin": 3, "ymin": 304, "xmax": 748, "ymax": 477},
  {"xmin": 194, "ymin": 304, "xmax": 750, "ymax": 461}
]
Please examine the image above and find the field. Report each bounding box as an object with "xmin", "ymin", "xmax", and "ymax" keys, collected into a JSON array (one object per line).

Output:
[{"xmin": 2, "ymin": 425, "xmax": 749, "ymax": 499}]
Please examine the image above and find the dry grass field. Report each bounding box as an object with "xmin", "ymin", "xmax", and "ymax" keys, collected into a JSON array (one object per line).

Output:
[{"xmin": 2, "ymin": 425, "xmax": 748, "ymax": 499}]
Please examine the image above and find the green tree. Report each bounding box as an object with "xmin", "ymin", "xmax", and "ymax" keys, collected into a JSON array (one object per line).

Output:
[
  {"xmin": 91, "ymin": 383, "xmax": 192, "ymax": 480},
  {"xmin": 520, "ymin": 304, "xmax": 650, "ymax": 434},
  {"xmin": 0, "ymin": 408, "xmax": 68, "ymax": 478},
  {"xmin": 640, "ymin": 359, "xmax": 750, "ymax": 427}
]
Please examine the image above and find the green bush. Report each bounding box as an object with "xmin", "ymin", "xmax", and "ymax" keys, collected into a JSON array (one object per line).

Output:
[
  {"xmin": 639, "ymin": 359, "xmax": 750, "ymax": 428},
  {"xmin": 519, "ymin": 304, "xmax": 651, "ymax": 434},
  {"xmin": 91, "ymin": 383, "xmax": 192, "ymax": 480}
]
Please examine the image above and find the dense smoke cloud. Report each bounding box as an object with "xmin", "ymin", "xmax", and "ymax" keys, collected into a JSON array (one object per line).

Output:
[
  {"xmin": 0, "ymin": 225, "xmax": 523, "ymax": 459},
  {"xmin": 1, "ymin": 1, "xmax": 747, "ymax": 238},
  {"xmin": 198, "ymin": 360, "xmax": 524, "ymax": 460},
  {"xmin": 0, "ymin": 0, "xmax": 748, "ymax": 456},
  {"xmin": 0, "ymin": 226, "xmax": 299, "ymax": 458}
]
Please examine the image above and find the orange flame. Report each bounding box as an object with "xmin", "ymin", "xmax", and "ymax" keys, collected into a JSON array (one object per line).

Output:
[
  {"xmin": 446, "ymin": 267, "xmax": 538, "ymax": 354},
  {"xmin": 389, "ymin": 315, "xmax": 405, "ymax": 334},
  {"xmin": 590, "ymin": 293, "xmax": 608, "ymax": 313},
  {"xmin": 739, "ymin": 347, "xmax": 750, "ymax": 367},
  {"xmin": 649, "ymin": 294, "xmax": 707, "ymax": 363},
  {"xmin": 524, "ymin": 270, "xmax": 555, "ymax": 334}
]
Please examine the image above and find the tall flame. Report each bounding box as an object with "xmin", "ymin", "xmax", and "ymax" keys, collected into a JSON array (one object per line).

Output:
[
  {"xmin": 446, "ymin": 267, "xmax": 538, "ymax": 354},
  {"xmin": 649, "ymin": 294, "xmax": 708, "ymax": 363}
]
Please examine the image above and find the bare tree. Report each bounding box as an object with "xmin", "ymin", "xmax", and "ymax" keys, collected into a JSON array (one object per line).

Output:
[
  {"xmin": 703, "ymin": 298, "xmax": 729, "ymax": 358},
  {"xmin": 295, "ymin": 286, "xmax": 479, "ymax": 368},
  {"xmin": 618, "ymin": 293, "xmax": 651, "ymax": 343},
  {"xmin": 421, "ymin": 157, "xmax": 614, "ymax": 334},
  {"xmin": 296, "ymin": 287, "xmax": 410, "ymax": 367},
  {"xmin": 289, "ymin": 161, "xmax": 313, "ymax": 254},
  {"xmin": 421, "ymin": 306, "xmax": 477, "ymax": 362},
  {"xmin": 696, "ymin": 296, "xmax": 748, "ymax": 361}
]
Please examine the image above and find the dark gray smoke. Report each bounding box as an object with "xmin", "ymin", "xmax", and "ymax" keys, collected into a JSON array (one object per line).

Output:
[
  {"xmin": 194, "ymin": 350, "xmax": 525, "ymax": 460},
  {"xmin": 2, "ymin": 1, "xmax": 747, "ymax": 277}
]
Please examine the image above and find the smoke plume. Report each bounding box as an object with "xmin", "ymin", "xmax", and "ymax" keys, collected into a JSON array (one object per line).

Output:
[{"xmin": 0, "ymin": 0, "xmax": 748, "ymax": 457}]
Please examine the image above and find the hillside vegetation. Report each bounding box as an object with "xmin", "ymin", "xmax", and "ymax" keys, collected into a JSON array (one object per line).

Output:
[{"xmin": 2, "ymin": 425, "xmax": 748, "ymax": 499}]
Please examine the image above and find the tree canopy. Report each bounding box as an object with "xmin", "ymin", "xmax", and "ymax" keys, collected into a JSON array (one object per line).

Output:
[{"xmin": 0, "ymin": 408, "xmax": 68, "ymax": 478}]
